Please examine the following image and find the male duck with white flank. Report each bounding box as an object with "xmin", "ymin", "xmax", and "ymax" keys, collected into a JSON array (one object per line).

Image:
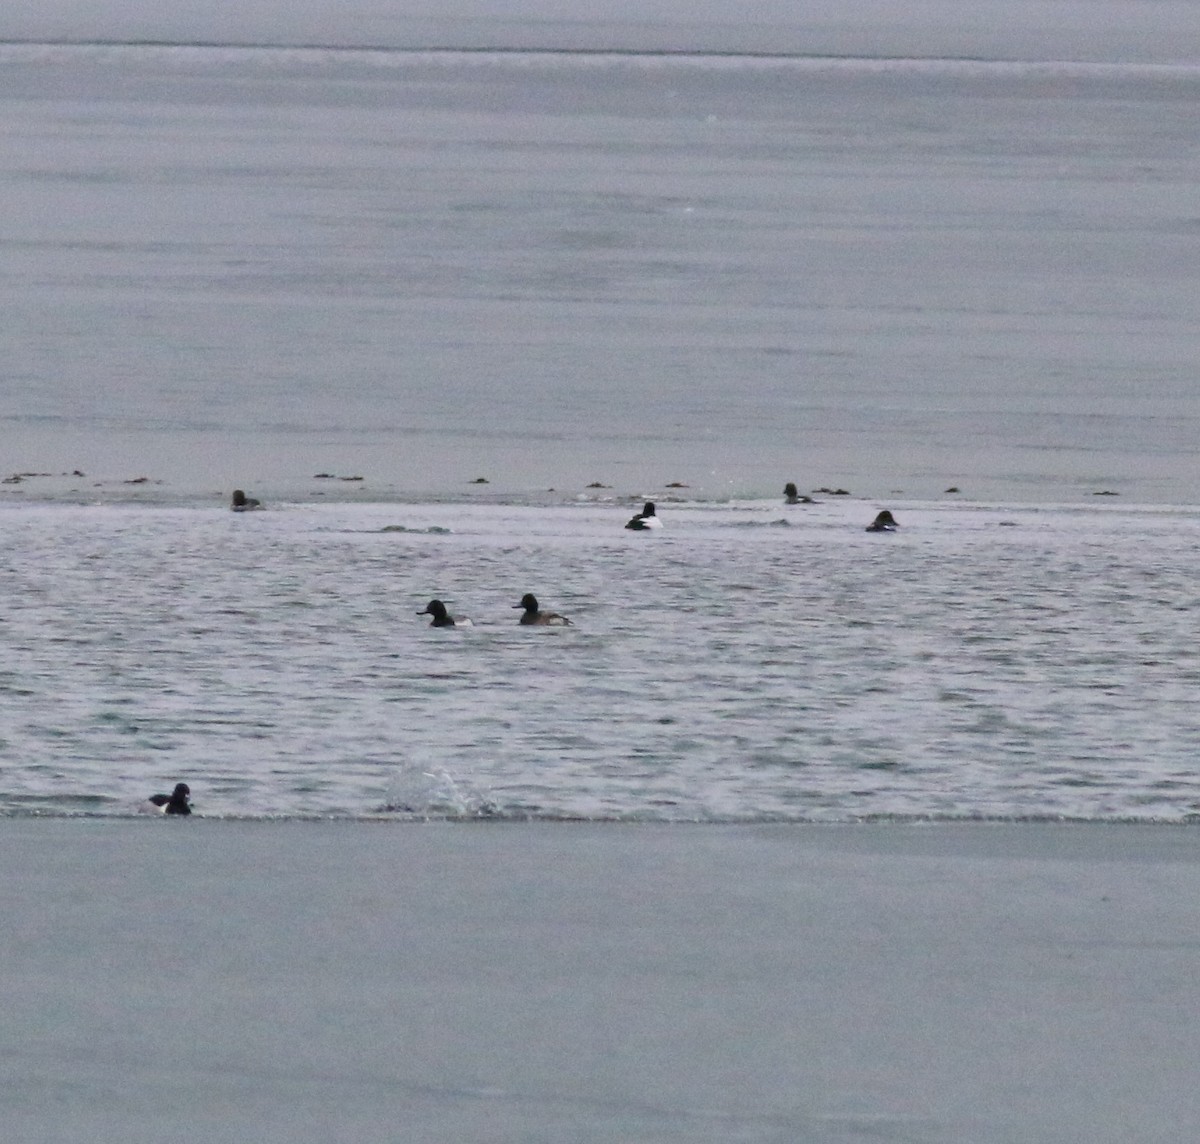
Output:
[
  {"xmin": 231, "ymin": 489, "xmax": 262, "ymax": 512},
  {"xmin": 625, "ymin": 501, "xmax": 663, "ymax": 530},
  {"xmin": 866, "ymin": 510, "xmax": 899, "ymax": 532},
  {"xmin": 417, "ymin": 599, "xmax": 473, "ymax": 628},
  {"xmin": 514, "ymin": 593, "xmax": 572, "ymax": 626},
  {"xmin": 148, "ymin": 782, "xmax": 192, "ymax": 815}
]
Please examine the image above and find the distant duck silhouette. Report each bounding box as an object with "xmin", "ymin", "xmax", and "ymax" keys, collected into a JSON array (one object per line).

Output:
[
  {"xmin": 148, "ymin": 782, "xmax": 192, "ymax": 815},
  {"xmin": 231, "ymin": 489, "xmax": 262, "ymax": 512},
  {"xmin": 417, "ymin": 599, "xmax": 472, "ymax": 628},
  {"xmin": 866, "ymin": 510, "xmax": 899, "ymax": 532},
  {"xmin": 625, "ymin": 502, "xmax": 663, "ymax": 530},
  {"xmin": 784, "ymin": 483, "xmax": 815, "ymax": 505},
  {"xmin": 514, "ymin": 593, "xmax": 572, "ymax": 626}
]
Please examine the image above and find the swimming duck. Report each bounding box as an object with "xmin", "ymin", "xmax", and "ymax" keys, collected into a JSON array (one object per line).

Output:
[
  {"xmin": 417, "ymin": 599, "xmax": 472, "ymax": 628},
  {"xmin": 784, "ymin": 483, "xmax": 815, "ymax": 505},
  {"xmin": 231, "ymin": 489, "xmax": 262, "ymax": 512},
  {"xmin": 625, "ymin": 501, "xmax": 663, "ymax": 530},
  {"xmin": 866, "ymin": 510, "xmax": 899, "ymax": 532},
  {"xmin": 514, "ymin": 593, "xmax": 572, "ymax": 626},
  {"xmin": 148, "ymin": 782, "xmax": 192, "ymax": 815}
]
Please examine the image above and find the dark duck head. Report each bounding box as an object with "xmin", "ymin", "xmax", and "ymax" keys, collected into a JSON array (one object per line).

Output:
[{"xmin": 418, "ymin": 599, "xmax": 454, "ymax": 626}]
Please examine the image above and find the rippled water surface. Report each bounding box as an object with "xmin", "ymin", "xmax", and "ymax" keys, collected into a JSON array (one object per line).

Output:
[
  {"xmin": 2, "ymin": 496, "xmax": 1197, "ymax": 821},
  {"xmin": 3, "ymin": 26, "xmax": 1200, "ymax": 823}
]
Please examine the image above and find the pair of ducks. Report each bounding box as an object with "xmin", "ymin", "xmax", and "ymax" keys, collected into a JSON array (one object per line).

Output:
[
  {"xmin": 785, "ymin": 484, "xmax": 899, "ymax": 532},
  {"xmin": 236, "ymin": 491, "xmax": 660, "ymax": 529},
  {"xmin": 416, "ymin": 503, "xmax": 660, "ymax": 629},
  {"xmin": 418, "ymin": 593, "xmax": 571, "ymax": 629},
  {"xmin": 630, "ymin": 497, "xmax": 897, "ymax": 532}
]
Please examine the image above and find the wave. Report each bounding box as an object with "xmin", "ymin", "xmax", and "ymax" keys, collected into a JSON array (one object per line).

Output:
[{"xmin": 3, "ymin": 806, "xmax": 1199, "ymax": 826}]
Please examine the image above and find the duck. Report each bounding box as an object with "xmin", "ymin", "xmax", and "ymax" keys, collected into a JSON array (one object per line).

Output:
[
  {"xmin": 231, "ymin": 489, "xmax": 262, "ymax": 512},
  {"xmin": 866, "ymin": 510, "xmax": 899, "ymax": 532},
  {"xmin": 148, "ymin": 782, "xmax": 192, "ymax": 815},
  {"xmin": 624, "ymin": 501, "xmax": 663, "ymax": 530},
  {"xmin": 514, "ymin": 593, "xmax": 572, "ymax": 626},
  {"xmin": 417, "ymin": 599, "xmax": 472, "ymax": 628},
  {"xmin": 784, "ymin": 483, "xmax": 815, "ymax": 505}
]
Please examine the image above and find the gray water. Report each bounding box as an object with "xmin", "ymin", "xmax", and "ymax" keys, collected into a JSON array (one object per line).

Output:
[
  {"xmin": 1, "ymin": 7, "xmax": 1199, "ymax": 822},
  {"xmin": 4, "ymin": 14, "xmax": 1200, "ymax": 1144},
  {"xmin": 2, "ymin": 38, "xmax": 1199, "ymax": 502},
  {"xmin": 7, "ymin": 819, "xmax": 1200, "ymax": 1144},
  {"xmin": 2, "ymin": 496, "xmax": 1197, "ymax": 821}
]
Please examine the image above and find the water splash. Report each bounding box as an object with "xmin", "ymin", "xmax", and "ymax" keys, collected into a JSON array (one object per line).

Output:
[{"xmin": 380, "ymin": 759, "xmax": 498, "ymax": 819}]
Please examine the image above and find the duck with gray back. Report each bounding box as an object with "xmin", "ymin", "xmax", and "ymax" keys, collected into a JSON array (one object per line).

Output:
[
  {"xmin": 625, "ymin": 501, "xmax": 663, "ymax": 530},
  {"xmin": 418, "ymin": 599, "xmax": 472, "ymax": 627},
  {"xmin": 514, "ymin": 593, "xmax": 572, "ymax": 626}
]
